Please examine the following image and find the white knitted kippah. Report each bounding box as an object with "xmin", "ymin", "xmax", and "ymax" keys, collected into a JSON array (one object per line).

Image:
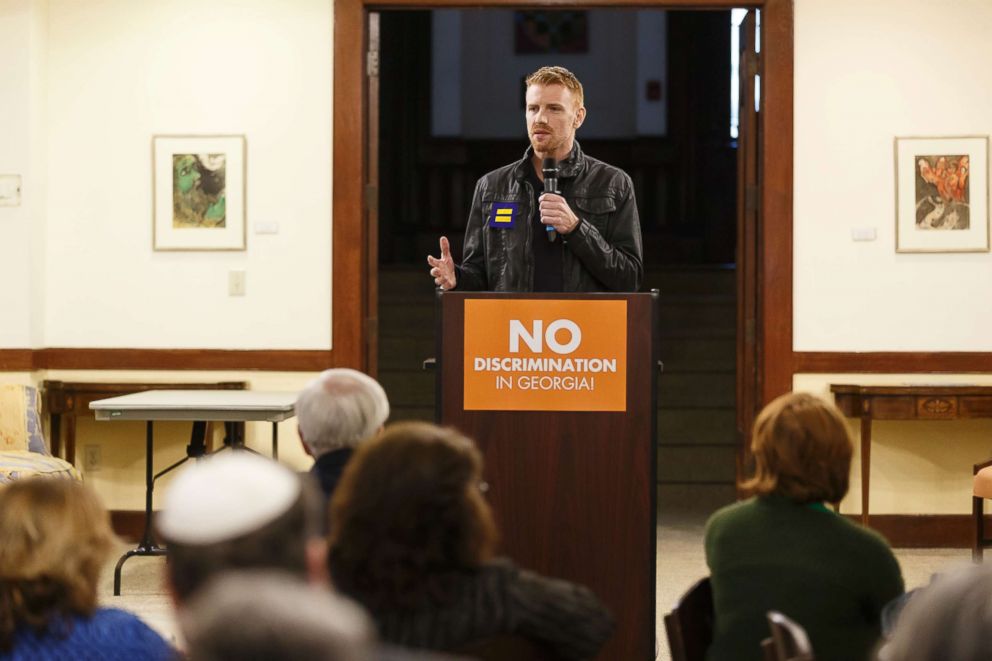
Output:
[{"xmin": 156, "ymin": 451, "xmax": 301, "ymax": 545}]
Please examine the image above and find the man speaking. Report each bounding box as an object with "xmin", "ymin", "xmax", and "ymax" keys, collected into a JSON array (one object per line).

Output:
[{"xmin": 427, "ymin": 66, "xmax": 643, "ymax": 293}]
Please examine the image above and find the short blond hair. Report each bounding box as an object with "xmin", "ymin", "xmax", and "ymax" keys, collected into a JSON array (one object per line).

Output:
[
  {"xmin": 525, "ymin": 66, "xmax": 584, "ymax": 109},
  {"xmin": 0, "ymin": 478, "xmax": 117, "ymax": 650},
  {"xmin": 740, "ymin": 392, "xmax": 853, "ymax": 504}
]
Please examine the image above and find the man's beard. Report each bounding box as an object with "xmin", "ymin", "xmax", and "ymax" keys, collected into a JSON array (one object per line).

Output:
[{"xmin": 529, "ymin": 128, "xmax": 564, "ymax": 154}]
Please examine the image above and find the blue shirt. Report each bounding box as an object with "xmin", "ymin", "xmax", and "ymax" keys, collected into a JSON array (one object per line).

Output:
[{"xmin": 9, "ymin": 607, "xmax": 174, "ymax": 661}]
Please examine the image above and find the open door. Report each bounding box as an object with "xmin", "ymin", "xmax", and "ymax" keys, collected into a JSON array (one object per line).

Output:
[
  {"xmin": 735, "ymin": 9, "xmax": 761, "ymax": 483},
  {"xmin": 365, "ymin": 11, "xmax": 381, "ymax": 376}
]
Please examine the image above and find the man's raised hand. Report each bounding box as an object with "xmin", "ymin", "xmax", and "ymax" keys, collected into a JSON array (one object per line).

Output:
[{"xmin": 426, "ymin": 236, "xmax": 457, "ymax": 291}]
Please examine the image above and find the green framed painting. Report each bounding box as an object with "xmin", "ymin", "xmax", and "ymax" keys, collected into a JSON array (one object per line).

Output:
[{"xmin": 153, "ymin": 135, "xmax": 246, "ymax": 250}]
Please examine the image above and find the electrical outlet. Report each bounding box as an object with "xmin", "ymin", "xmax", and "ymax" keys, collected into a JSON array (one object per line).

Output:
[
  {"xmin": 229, "ymin": 270, "xmax": 246, "ymax": 297},
  {"xmin": 84, "ymin": 445, "xmax": 101, "ymax": 472}
]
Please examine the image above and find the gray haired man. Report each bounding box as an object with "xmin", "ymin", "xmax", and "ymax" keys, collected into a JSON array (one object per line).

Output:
[{"xmin": 296, "ymin": 368, "xmax": 390, "ymax": 504}]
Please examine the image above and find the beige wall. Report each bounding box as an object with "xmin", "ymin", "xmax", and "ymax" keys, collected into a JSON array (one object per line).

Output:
[
  {"xmin": 2, "ymin": 370, "xmax": 315, "ymax": 510},
  {"xmin": 7, "ymin": 0, "xmax": 992, "ymax": 515},
  {"xmin": 0, "ymin": 0, "xmax": 47, "ymax": 348},
  {"xmin": 794, "ymin": 0, "xmax": 992, "ymax": 352},
  {"xmin": 1, "ymin": 0, "xmax": 334, "ymax": 351},
  {"xmin": 0, "ymin": 0, "xmax": 334, "ymax": 509},
  {"xmin": 794, "ymin": 375, "xmax": 992, "ymax": 515},
  {"xmin": 793, "ymin": 0, "xmax": 992, "ymax": 515}
]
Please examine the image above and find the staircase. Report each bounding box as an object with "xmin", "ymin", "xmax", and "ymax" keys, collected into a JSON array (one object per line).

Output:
[
  {"xmin": 646, "ymin": 267, "xmax": 737, "ymax": 521},
  {"xmin": 377, "ymin": 265, "xmax": 738, "ymax": 521}
]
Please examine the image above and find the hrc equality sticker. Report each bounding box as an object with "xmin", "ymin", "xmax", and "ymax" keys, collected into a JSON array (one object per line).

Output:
[{"xmin": 487, "ymin": 202, "xmax": 519, "ymax": 228}]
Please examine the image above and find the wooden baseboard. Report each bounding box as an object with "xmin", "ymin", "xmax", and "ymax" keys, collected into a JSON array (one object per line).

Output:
[
  {"xmin": 112, "ymin": 512, "xmax": 985, "ymax": 549},
  {"xmin": 111, "ymin": 510, "xmax": 154, "ymax": 543},
  {"xmin": 846, "ymin": 514, "xmax": 987, "ymax": 548}
]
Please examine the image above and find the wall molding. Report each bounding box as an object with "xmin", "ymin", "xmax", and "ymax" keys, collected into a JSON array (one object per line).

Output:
[
  {"xmin": 0, "ymin": 348, "xmax": 335, "ymax": 372},
  {"xmin": 0, "ymin": 350, "xmax": 34, "ymax": 371},
  {"xmin": 795, "ymin": 351, "xmax": 992, "ymax": 374}
]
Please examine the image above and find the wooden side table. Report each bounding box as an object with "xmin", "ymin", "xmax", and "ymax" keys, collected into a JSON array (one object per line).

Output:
[
  {"xmin": 830, "ymin": 384, "xmax": 992, "ymax": 526},
  {"xmin": 42, "ymin": 380, "xmax": 247, "ymax": 465}
]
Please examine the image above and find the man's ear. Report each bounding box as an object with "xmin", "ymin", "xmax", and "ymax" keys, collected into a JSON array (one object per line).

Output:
[
  {"xmin": 574, "ymin": 106, "xmax": 586, "ymax": 129},
  {"xmin": 299, "ymin": 428, "xmax": 314, "ymax": 458}
]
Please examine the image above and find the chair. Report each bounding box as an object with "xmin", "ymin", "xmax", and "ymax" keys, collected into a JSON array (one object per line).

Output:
[
  {"xmin": 761, "ymin": 611, "xmax": 814, "ymax": 661},
  {"xmin": 664, "ymin": 577, "xmax": 714, "ymax": 661},
  {"xmin": 0, "ymin": 384, "xmax": 79, "ymax": 485},
  {"xmin": 453, "ymin": 634, "xmax": 563, "ymax": 661},
  {"xmin": 973, "ymin": 459, "xmax": 992, "ymax": 560}
]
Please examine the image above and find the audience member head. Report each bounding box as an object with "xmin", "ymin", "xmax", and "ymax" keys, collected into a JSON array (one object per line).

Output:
[
  {"xmin": 740, "ymin": 391, "xmax": 852, "ymax": 504},
  {"xmin": 157, "ymin": 452, "xmax": 323, "ymax": 603},
  {"xmin": 0, "ymin": 478, "xmax": 117, "ymax": 651},
  {"xmin": 881, "ymin": 564, "xmax": 992, "ymax": 661},
  {"xmin": 296, "ymin": 369, "xmax": 390, "ymax": 458},
  {"xmin": 328, "ymin": 422, "xmax": 498, "ymax": 608},
  {"xmin": 181, "ymin": 570, "xmax": 373, "ymax": 661}
]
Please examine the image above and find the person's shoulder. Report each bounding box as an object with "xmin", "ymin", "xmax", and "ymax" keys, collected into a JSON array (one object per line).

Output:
[
  {"xmin": 829, "ymin": 511, "xmax": 897, "ymax": 552},
  {"xmin": 580, "ymin": 154, "xmax": 634, "ymax": 189},
  {"xmin": 478, "ymin": 160, "xmax": 524, "ymax": 186},
  {"xmin": 90, "ymin": 608, "xmax": 173, "ymax": 647},
  {"xmin": 705, "ymin": 496, "xmax": 759, "ymax": 530},
  {"xmin": 87, "ymin": 607, "xmax": 147, "ymax": 627}
]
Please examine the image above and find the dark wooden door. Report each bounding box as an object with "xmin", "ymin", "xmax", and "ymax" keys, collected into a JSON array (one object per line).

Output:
[
  {"xmin": 365, "ymin": 11, "xmax": 381, "ymax": 376},
  {"xmin": 736, "ymin": 10, "xmax": 761, "ymax": 481}
]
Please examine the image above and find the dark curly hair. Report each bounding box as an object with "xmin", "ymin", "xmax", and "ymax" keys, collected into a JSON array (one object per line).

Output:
[
  {"xmin": 327, "ymin": 422, "xmax": 498, "ymax": 609},
  {"xmin": 0, "ymin": 479, "xmax": 117, "ymax": 651}
]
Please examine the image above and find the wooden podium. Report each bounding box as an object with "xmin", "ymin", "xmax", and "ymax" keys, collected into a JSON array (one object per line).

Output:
[{"xmin": 437, "ymin": 291, "xmax": 658, "ymax": 660}]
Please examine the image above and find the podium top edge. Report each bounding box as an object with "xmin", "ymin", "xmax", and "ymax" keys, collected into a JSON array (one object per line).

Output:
[{"xmin": 435, "ymin": 291, "xmax": 659, "ymax": 299}]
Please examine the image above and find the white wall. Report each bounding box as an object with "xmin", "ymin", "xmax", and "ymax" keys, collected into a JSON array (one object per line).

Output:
[
  {"xmin": 794, "ymin": 0, "xmax": 992, "ymax": 514},
  {"xmin": 794, "ymin": 0, "xmax": 992, "ymax": 351},
  {"xmin": 0, "ymin": 0, "xmax": 46, "ymax": 348},
  {"xmin": 39, "ymin": 0, "xmax": 333, "ymax": 350}
]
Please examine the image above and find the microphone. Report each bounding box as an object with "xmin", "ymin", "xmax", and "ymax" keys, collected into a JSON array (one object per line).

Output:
[{"xmin": 542, "ymin": 157, "xmax": 559, "ymax": 242}]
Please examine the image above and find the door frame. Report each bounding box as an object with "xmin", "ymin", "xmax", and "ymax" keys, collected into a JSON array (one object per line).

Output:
[{"xmin": 331, "ymin": 0, "xmax": 794, "ymax": 405}]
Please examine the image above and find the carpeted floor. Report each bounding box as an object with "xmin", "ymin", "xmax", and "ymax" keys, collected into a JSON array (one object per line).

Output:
[{"xmin": 97, "ymin": 514, "xmax": 974, "ymax": 659}]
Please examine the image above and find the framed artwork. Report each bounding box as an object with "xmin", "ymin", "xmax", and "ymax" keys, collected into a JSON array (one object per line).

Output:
[
  {"xmin": 895, "ymin": 135, "xmax": 989, "ymax": 253},
  {"xmin": 153, "ymin": 135, "xmax": 245, "ymax": 250},
  {"xmin": 514, "ymin": 11, "xmax": 588, "ymax": 54}
]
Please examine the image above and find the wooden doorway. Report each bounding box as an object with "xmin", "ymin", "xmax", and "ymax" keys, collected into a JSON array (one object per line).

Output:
[
  {"xmin": 331, "ymin": 0, "xmax": 794, "ymax": 411},
  {"xmin": 332, "ymin": 2, "xmax": 793, "ymax": 657}
]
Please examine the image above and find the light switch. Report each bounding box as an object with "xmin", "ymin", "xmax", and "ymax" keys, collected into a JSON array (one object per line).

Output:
[{"xmin": 255, "ymin": 221, "xmax": 279, "ymax": 234}]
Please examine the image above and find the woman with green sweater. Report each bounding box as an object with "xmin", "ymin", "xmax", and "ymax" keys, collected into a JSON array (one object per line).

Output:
[{"xmin": 704, "ymin": 392, "xmax": 904, "ymax": 661}]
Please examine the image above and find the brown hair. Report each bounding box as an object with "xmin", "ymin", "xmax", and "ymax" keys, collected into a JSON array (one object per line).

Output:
[
  {"xmin": 0, "ymin": 478, "xmax": 117, "ymax": 651},
  {"xmin": 740, "ymin": 392, "xmax": 853, "ymax": 504},
  {"xmin": 327, "ymin": 422, "xmax": 498, "ymax": 609},
  {"xmin": 525, "ymin": 66, "xmax": 584, "ymax": 109}
]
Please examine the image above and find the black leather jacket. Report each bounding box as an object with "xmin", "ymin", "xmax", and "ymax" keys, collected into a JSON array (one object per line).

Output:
[{"xmin": 455, "ymin": 142, "xmax": 643, "ymax": 292}]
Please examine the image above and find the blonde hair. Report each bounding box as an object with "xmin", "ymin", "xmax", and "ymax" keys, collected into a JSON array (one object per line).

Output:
[
  {"xmin": 740, "ymin": 392, "xmax": 853, "ymax": 504},
  {"xmin": 0, "ymin": 478, "xmax": 117, "ymax": 650},
  {"xmin": 525, "ymin": 66, "xmax": 584, "ymax": 109}
]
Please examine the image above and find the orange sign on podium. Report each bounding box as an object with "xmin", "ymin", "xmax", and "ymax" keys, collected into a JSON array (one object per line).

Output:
[{"xmin": 463, "ymin": 299, "xmax": 627, "ymax": 412}]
